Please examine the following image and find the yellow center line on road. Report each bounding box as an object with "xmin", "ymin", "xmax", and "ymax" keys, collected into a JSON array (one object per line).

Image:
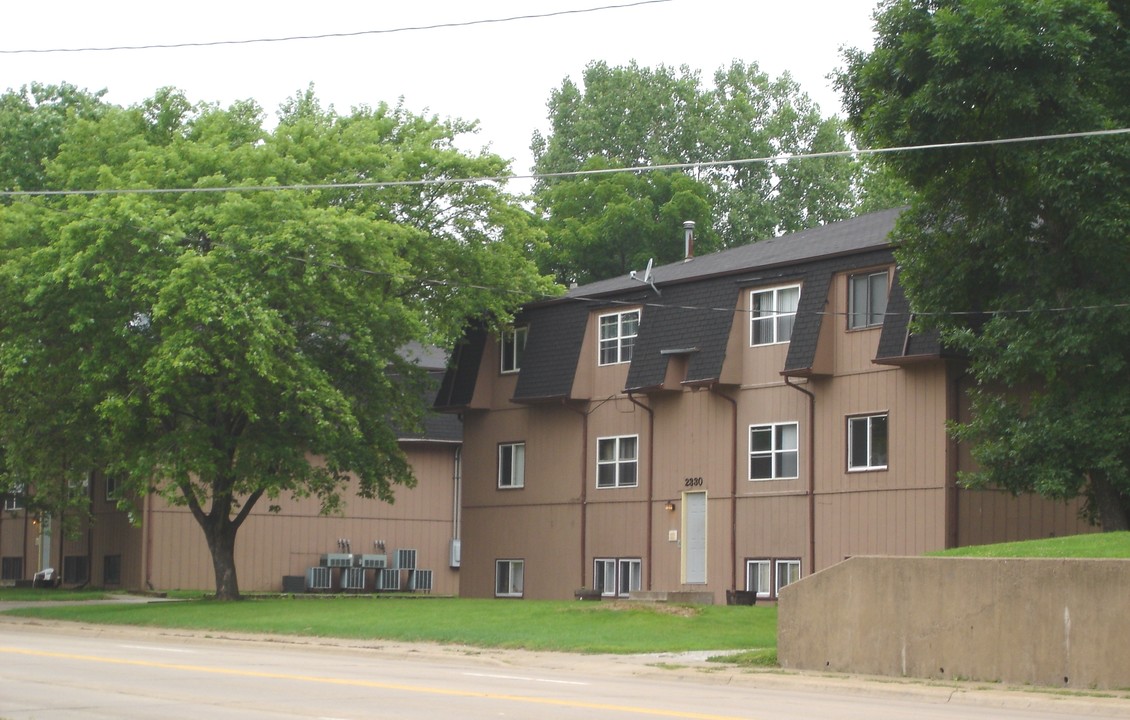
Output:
[{"xmin": 1, "ymin": 646, "xmax": 748, "ymax": 720}]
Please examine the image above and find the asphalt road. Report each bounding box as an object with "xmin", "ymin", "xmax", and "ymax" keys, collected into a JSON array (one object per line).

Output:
[{"xmin": 1, "ymin": 616, "xmax": 1128, "ymax": 720}]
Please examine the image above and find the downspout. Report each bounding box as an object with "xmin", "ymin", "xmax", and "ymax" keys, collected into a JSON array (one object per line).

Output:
[
  {"xmin": 784, "ymin": 375, "xmax": 817, "ymax": 576},
  {"xmin": 627, "ymin": 392, "xmax": 655, "ymax": 591},
  {"xmin": 562, "ymin": 400, "xmax": 589, "ymax": 589},
  {"xmin": 709, "ymin": 384, "xmax": 739, "ymax": 592},
  {"xmin": 143, "ymin": 489, "xmax": 154, "ymax": 591},
  {"xmin": 452, "ymin": 446, "xmax": 462, "ymax": 543}
]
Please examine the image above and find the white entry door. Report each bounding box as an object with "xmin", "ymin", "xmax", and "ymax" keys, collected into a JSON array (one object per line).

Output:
[{"xmin": 683, "ymin": 491, "xmax": 707, "ymax": 584}]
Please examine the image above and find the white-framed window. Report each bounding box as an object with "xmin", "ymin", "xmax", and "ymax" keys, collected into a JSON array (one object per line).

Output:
[
  {"xmin": 595, "ymin": 557, "xmax": 642, "ymax": 597},
  {"xmin": 596, "ymin": 435, "xmax": 638, "ymax": 488},
  {"xmin": 598, "ymin": 310, "xmax": 640, "ymax": 365},
  {"xmin": 105, "ymin": 475, "xmax": 119, "ymax": 503},
  {"xmin": 500, "ymin": 326, "xmax": 528, "ymax": 373},
  {"xmin": 746, "ymin": 558, "xmax": 801, "ymax": 599},
  {"xmin": 498, "ymin": 442, "xmax": 525, "ymax": 489},
  {"xmin": 749, "ymin": 423, "xmax": 799, "ymax": 480},
  {"xmin": 848, "ymin": 413, "xmax": 889, "ymax": 471},
  {"xmin": 848, "ymin": 270, "xmax": 889, "ymax": 329},
  {"xmin": 750, "ymin": 285, "xmax": 800, "ymax": 346},
  {"xmin": 495, "ymin": 559, "xmax": 524, "ymax": 597},
  {"xmin": 3, "ymin": 483, "xmax": 25, "ymax": 511},
  {"xmin": 746, "ymin": 560, "xmax": 772, "ymax": 598}
]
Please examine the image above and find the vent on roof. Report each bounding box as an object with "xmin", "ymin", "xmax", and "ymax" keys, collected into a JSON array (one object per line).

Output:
[{"xmin": 684, "ymin": 220, "xmax": 695, "ymax": 260}]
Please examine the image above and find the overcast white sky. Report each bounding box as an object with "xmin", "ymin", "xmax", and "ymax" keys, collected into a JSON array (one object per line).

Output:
[{"xmin": 2, "ymin": 0, "xmax": 881, "ymax": 178}]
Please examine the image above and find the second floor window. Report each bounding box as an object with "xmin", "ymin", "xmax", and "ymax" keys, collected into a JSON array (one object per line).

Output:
[
  {"xmin": 749, "ymin": 422, "xmax": 799, "ymax": 480},
  {"xmin": 849, "ymin": 270, "xmax": 889, "ymax": 329},
  {"xmin": 598, "ymin": 310, "xmax": 640, "ymax": 365},
  {"xmin": 498, "ymin": 442, "xmax": 525, "ymax": 489},
  {"xmin": 750, "ymin": 285, "xmax": 800, "ymax": 345},
  {"xmin": 848, "ymin": 413, "xmax": 889, "ymax": 471},
  {"xmin": 500, "ymin": 326, "xmax": 528, "ymax": 373},
  {"xmin": 597, "ymin": 435, "xmax": 638, "ymax": 488}
]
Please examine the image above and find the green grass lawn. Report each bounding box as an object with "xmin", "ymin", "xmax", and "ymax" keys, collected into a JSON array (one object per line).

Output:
[
  {"xmin": 930, "ymin": 530, "xmax": 1130, "ymax": 558},
  {"xmin": 0, "ymin": 594, "xmax": 776, "ymax": 655}
]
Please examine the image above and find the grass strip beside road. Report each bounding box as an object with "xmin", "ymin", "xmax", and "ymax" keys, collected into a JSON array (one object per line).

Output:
[{"xmin": 0, "ymin": 596, "xmax": 775, "ymax": 655}]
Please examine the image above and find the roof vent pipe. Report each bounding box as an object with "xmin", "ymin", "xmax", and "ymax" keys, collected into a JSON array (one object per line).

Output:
[{"xmin": 683, "ymin": 220, "xmax": 695, "ymax": 261}]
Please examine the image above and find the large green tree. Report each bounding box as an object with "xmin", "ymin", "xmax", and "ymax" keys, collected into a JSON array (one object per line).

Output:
[
  {"xmin": 839, "ymin": 0, "xmax": 1130, "ymax": 529},
  {"xmin": 531, "ymin": 60, "xmax": 860, "ymax": 283},
  {"xmin": 0, "ymin": 86, "xmax": 554, "ymax": 597}
]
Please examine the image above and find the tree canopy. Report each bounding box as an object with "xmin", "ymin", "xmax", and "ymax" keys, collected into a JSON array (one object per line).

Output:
[
  {"xmin": 839, "ymin": 0, "xmax": 1130, "ymax": 529},
  {"xmin": 531, "ymin": 60, "xmax": 860, "ymax": 284},
  {"xmin": 0, "ymin": 85, "xmax": 555, "ymax": 597}
]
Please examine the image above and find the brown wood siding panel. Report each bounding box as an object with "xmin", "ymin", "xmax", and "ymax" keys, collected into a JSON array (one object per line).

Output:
[
  {"xmin": 956, "ymin": 490, "xmax": 1094, "ymax": 547},
  {"xmin": 460, "ymin": 505, "xmax": 580, "ymax": 600}
]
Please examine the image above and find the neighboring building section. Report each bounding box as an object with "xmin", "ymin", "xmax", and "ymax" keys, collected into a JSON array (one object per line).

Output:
[
  {"xmin": 0, "ymin": 347, "xmax": 463, "ymax": 595},
  {"xmin": 436, "ymin": 209, "xmax": 1092, "ymax": 602}
]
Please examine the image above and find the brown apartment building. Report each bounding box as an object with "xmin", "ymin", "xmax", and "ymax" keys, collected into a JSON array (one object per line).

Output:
[
  {"xmin": 0, "ymin": 345, "xmax": 464, "ymax": 595},
  {"xmin": 435, "ymin": 208, "xmax": 1091, "ymax": 603}
]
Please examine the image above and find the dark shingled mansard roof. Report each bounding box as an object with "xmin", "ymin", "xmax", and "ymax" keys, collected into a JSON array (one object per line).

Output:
[{"xmin": 437, "ymin": 208, "xmax": 943, "ymax": 408}]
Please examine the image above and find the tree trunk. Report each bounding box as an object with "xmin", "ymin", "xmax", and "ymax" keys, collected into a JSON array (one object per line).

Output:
[
  {"xmin": 205, "ymin": 520, "xmax": 241, "ymax": 600},
  {"xmin": 1090, "ymin": 472, "xmax": 1130, "ymax": 532}
]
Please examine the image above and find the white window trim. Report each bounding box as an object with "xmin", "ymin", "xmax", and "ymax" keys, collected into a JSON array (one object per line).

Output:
[
  {"xmin": 105, "ymin": 475, "xmax": 119, "ymax": 503},
  {"xmin": 848, "ymin": 413, "xmax": 889, "ymax": 472},
  {"xmin": 745, "ymin": 559, "xmax": 771, "ymax": 598},
  {"xmin": 595, "ymin": 557, "xmax": 642, "ymax": 597},
  {"xmin": 596, "ymin": 435, "xmax": 639, "ymax": 488},
  {"xmin": 748, "ymin": 422, "xmax": 800, "ymax": 481},
  {"xmin": 495, "ymin": 559, "xmax": 524, "ymax": 598},
  {"xmin": 775, "ymin": 559, "xmax": 801, "ymax": 596},
  {"xmin": 848, "ymin": 270, "xmax": 889, "ymax": 329},
  {"xmin": 597, "ymin": 309, "xmax": 640, "ymax": 366},
  {"xmin": 3, "ymin": 483, "xmax": 25, "ymax": 511},
  {"xmin": 500, "ymin": 326, "xmax": 528, "ymax": 374},
  {"xmin": 498, "ymin": 442, "xmax": 526, "ymax": 489},
  {"xmin": 749, "ymin": 284, "xmax": 801, "ymax": 346}
]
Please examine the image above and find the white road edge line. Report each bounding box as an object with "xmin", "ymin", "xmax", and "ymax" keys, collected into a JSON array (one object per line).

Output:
[{"xmin": 463, "ymin": 672, "xmax": 588, "ymax": 686}]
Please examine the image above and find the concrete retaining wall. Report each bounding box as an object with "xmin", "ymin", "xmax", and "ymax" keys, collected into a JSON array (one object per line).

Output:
[{"xmin": 777, "ymin": 556, "xmax": 1130, "ymax": 690}]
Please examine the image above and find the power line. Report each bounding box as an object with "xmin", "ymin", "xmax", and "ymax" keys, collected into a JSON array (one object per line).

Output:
[
  {"xmin": 0, "ymin": 1, "xmax": 673, "ymax": 55},
  {"xmin": 3, "ymin": 127, "xmax": 1126, "ymax": 199}
]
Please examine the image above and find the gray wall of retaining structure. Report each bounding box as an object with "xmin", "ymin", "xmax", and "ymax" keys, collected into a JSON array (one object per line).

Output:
[{"xmin": 777, "ymin": 556, "xmax": 1130, "ymax": 690}]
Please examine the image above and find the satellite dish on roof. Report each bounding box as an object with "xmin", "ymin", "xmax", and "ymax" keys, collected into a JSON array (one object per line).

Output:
[{"xmin": 629, "ymin": 257, "xmax": 660, "ymax": 295}]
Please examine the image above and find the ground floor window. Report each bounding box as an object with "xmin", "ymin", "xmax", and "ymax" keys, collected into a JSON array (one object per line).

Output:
[
  {"xmin": 63, "ymin": 555, "xmax": 89, "ymax": 584},
  {"xmin": 103, "ymin": 554, "xmax": 122, "ymax": 585},
  {"xmin": 1, "ymin": 556, "xmax": 22, "ymax": 580},
  {"xmin": 495, "ymin": 559, "xmax": 524, "ymax": 598},
  {"xmin": 745, "ymin": 558, "xmax": 801, "ymax": 599},
  {"xmin": 594, "ymin": 557, "xmax": 642, "ymax": 597}
]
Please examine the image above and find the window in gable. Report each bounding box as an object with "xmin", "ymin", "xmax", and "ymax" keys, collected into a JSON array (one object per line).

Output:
[
  {"xmin": 750, "ymin": 285, "xmax": 800, "ymax": 346},
  {"xmin": 848, "ymin": 270, "xmax": 889, "ymax": 329},
  {"xmin": 500, "ymin": 326, "xmax": 528, "ymax": 373},
  {"xmin": 598, "ymin": 310, "xmax": 640, "ymax": 365}
]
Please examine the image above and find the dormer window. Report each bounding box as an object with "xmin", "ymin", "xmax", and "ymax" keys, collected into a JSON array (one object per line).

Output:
[
  {"xmin": 598, "ymin": 310, "xmax": 639, "ymax": 365},
  {"xmin": 500, "ymin": 326, "xmax": 528, "ymax": 373},
  {"xmin": 750, "ymin": 285, "xmax": 800, "ymax": 346},
  {"xmin": 848, "ymin": 270, "xmax": 889, "ymax": 329}
]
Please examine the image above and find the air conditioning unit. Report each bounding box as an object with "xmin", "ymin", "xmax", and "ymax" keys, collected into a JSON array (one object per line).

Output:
[
  {"xmin": 449, "ymin": 539, "xmax": 461, "ymax": 568},
  {"xmin": 395, "ymin": 549, "xmax": 417, "ymax": 570},
  {"xmin": 360, "ymin": 554, "xmax": 387, "ymax": 569},
  {"xmin": 341, "ymin": 567, "xmax": 367, "ymax": 590},
  {"xmin": 375, "ymin": 568, "xmax": 400, "ymax": 591},
  {"xmin": 408, "ymin": 569, "xmax": 433, "ymax": 593},
  {"xmin": 306, "ymin": 566, "xmax": 331, "ymax": 591},
  {"xmin": 321, "ymin": 553, "xmax": 355, "ymax": 568}
]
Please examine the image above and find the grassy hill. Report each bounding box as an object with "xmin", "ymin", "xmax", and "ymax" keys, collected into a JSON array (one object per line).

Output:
[{"xmin": 931, "ymin": 531, "xmax": 1130, "ymax": 558}]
